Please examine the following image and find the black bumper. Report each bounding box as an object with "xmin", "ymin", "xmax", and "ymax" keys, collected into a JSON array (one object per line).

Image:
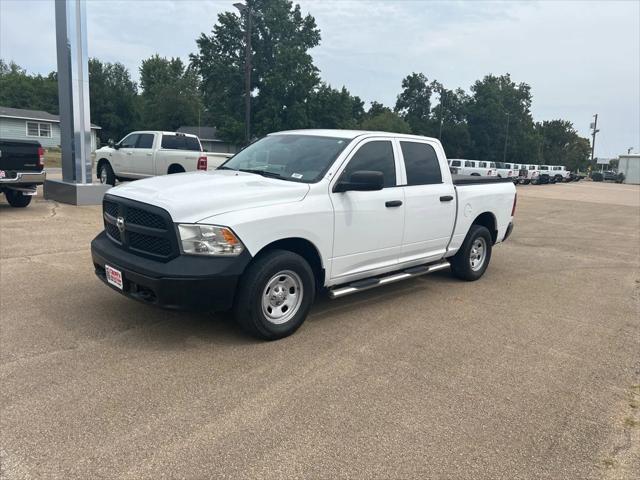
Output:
[{"xmin": 91, "ymin": 231, "xmax": 251, "ymax": 312}]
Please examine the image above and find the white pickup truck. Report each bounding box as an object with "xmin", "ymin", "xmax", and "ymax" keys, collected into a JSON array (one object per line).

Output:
[
  {"xmin": 448, "ymin": 159, "xmax": 496, "ymax": 176},
  {"xmin": 91, "ymin": 130, "xmax": 516, "ymax": 339},
  {"xmin": 95, "ymin": 131, "xmax": 232, "ymax": 186}
]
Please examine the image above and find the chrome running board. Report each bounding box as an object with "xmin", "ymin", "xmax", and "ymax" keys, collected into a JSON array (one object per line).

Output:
[{"xmin": 328, "ymin": 261, "xmax": 450, "ymax": 299}]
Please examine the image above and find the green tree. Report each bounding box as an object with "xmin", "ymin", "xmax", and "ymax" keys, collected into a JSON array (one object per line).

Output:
[
  {"xmin": 306, "ymin": 84, "xmax": 364, "ymax": 129},
  {"xmin": 360, "ymin": 104, "xmax": 411, "ymax": 134},
  {"xmin": 88, "ymin": 58, "xmax": 138, "ymax": 142},
  {"xmin": 192, "ymin": 0, "xmax": 321, "ymax": 144},
  {"xmin": 395, "ymin": 72, "xmax": 433, "ymax": 135},
  {"xmin": 431, "ymin": 83, "xmax": 471, "ymax": 158},
  {"xmin": 536, "ymin": 120, "xmax": 591, "ymax": 171},
  {"xmin": 466, "ymin": 73, "xmax": 537, "ymax": 163},
  {"xmin": 0, "ymin": 60, "xmax": 58, "ymax": 114},
  {"xmin": 139, "ymin": 55, "xmax": 202, "ymax": 131}
]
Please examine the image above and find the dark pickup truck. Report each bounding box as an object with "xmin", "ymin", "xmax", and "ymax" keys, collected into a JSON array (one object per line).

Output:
[{"xmin": 0, "ymin": 139, "xmax": 46, "ymax": 207}]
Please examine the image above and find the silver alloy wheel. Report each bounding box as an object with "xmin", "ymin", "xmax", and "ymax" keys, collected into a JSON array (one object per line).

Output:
[
  {"xmin": 469, "ymin": 237, "xmax": 487, "ymax": 271},
  {"xmin": 261, "ymin": 270, "xmax": 303, "ymax": 325},
  {"xmin": 99, "ymin": 167, "xmax": 107, "ymax": 184}
]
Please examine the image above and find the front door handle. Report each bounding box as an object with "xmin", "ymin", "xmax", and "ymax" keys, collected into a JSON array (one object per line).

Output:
[
  {"xmin": 440, "ymin": 195, "xmax": 454, "ymax": 202},
  {"xmin": 385, "ymin": 200, "xmax": 403, "ymax": 208}
]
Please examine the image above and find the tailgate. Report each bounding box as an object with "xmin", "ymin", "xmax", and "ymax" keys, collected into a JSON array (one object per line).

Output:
[{"xmin": 0, "ymin": 140, "xmax": 43, "ymax": 172}]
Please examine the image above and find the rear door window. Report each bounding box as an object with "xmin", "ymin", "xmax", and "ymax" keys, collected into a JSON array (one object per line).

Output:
[
  {"xmin": 400, "ymin": 141, "xmax": 442, "ymax": 185},
  {"xmin": 451, "ymin": 160, "xmax": 461, "ymax": 167},
  {"xmin": 465, "ymin": 161, "xmax": 474, "ymax": 167},
  {"xmin": 161, "ymin": 134, "xmax": 202, "ymax": 151}
]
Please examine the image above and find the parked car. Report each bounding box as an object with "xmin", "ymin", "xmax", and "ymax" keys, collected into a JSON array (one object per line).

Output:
[
  {"xmin": 92, "ymin": 130, "xmax": 517, "ymax": 340},
  {"xmin": 550, "ymin": 165, "xmax": 571, "ymax": 182},
  {"xmin": 520, "ymin": 164, "xmax": 541, "ymax": 184},
  {"xmin": 95, "ymin": 131, "xmax": 233, "ymax": 186},
  {"xmin": 538, "ymin": 165, "xmax": 557, "ymax": 183},
  {"xmin": 448, "ymin": 159, "xmax": 496, "ymax": 176},
  {"xmin": 0, "ymin": 139, "xmax": 45, "ymax": 207}
]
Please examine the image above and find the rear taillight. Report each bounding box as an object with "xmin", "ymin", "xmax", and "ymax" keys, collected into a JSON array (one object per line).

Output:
[
  {"xmin": 511, "ymin": 193, "xmax": 517, "ymax": 216},
  {"xmin": 37, "ymin": 147, "xmax": 45, "ymax": 168},
  {"xmin": 197, "ymin": 155, "xmax": 207, "ymax": 171}
]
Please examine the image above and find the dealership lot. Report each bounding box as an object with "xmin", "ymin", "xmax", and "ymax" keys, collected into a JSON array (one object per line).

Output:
[{"xmin": 1, "ymin": 181, "xmax": 638, "ymax": 479}]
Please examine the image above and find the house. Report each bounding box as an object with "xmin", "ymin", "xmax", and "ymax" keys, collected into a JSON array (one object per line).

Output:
[
  {"xmin": 0, "ymin": 106, "xmax": 101, "ymax": 151},
  {"xmin": 177, "ymin": 126, "xmax": 238, "ymax": 154}
]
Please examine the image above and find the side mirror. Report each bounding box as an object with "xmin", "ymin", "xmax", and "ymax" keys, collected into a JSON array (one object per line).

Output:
[
  {"xmin": 108, "ymin": 139, "xmax": 115, "ymax": 148},
  {"xmin": 334, "ymin": 170, "xmax": 384, "ymax": 192}
]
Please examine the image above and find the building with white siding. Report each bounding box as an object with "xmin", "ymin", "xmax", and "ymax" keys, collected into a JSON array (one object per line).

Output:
[
  {"xmin": 0, "ymin": 106, "xmax": 101, "ymax": 151},
  {"xmin": 617, "ymin": 154, "xmax": 640, "ymax": 185}
]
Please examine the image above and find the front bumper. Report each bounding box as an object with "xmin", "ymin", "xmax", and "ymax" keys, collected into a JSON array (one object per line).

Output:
[
  {"xmin": 0, "ymin": 170, "xmax": 46, "ymax": 185},
  {"xmin": 91, "ymin": 231, "xmax": 252, "ymax": 311}
]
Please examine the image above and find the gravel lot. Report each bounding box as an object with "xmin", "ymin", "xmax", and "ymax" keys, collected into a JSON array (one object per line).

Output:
[{"xmin": 1, "ymin": 181, "xmax": 639, "ymax": 479}]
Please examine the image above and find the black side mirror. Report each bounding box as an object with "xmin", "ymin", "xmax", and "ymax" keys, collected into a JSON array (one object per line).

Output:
[{"xmin": 334, "ymin": 170, "xmax": 384, "ymax": 192}]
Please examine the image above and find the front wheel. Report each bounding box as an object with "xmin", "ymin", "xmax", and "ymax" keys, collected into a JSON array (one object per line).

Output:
[
  {"xmin": 233, "ymin": 249, "xmax": 316, "ymax": 340},
  {"xmin": 98, "ymin": 162, "xmax": 116, "ymax": 186},
  {"xmin": 449, "ymin": 224, "xmax": 492, "ymax": 281},
  {"xmin": 4, "ymin": 190, "xmax": 32, "ymax": 207}
]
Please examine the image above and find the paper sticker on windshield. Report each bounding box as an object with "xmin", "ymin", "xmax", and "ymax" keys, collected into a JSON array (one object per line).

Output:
[{"xmin": 291, "ymin": 173, "xmax": 303, "ymax": 179}]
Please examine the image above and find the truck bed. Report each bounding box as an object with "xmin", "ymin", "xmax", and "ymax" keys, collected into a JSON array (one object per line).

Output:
[{"xmin": 452, "ymin": 175, "xmax": 514, "ymax": 185}]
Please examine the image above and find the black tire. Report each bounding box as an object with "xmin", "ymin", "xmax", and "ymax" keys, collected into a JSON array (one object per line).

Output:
[
  {"xmin": 4, "ymin": 190, "xmax": 32, "ymax": 207},
  {"xmin": 449, "ymin": 224, "xmax": 492, "ymax": 281},
  {"xmin": 168, "ymin": 165, "xmax": 185, "ymax": 174},
  {"xmin": 233, "ymin": 249, "xmax": 316, "ymax": 340},
  {"xmin": 98, "ymin": 161, "xmax": 116, "ymax": 186}
]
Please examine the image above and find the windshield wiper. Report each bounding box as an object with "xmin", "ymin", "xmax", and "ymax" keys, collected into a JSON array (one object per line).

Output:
[{"xmin": 238, "ymin": 168, "xmax": 286, "ymax": 180}]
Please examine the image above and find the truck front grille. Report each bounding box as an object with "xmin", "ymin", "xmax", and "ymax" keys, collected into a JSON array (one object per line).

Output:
[{"xmin": 102, "ymin": 195, "xmax": 179, "ymax": 261}]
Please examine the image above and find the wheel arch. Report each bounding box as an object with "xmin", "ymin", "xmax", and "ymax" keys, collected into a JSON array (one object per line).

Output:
[
  {"xmin": 167, "ymin": 163, "xmax": 185, "ymax": 174},
  {"xmin": 471, "ymin": 211, "xmax": 498, "ymax": 244},
  {"xmin": 253, "ymin": 237, "xmax": 325, "ymax": 288},
  {"xmin": 96, "ymin": 157, "xmax": 110, "ymax": 175}
]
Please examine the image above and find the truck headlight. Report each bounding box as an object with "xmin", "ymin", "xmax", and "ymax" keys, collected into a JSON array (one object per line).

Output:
[{"xmin": 178, "ymin": 224, "xmax": 244, "ymax": 256}]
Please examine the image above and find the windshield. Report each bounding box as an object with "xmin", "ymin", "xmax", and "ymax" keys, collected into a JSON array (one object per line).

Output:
[{"xmin": 219, "ymin": 134, "xmax": 350, "ymax": 183}]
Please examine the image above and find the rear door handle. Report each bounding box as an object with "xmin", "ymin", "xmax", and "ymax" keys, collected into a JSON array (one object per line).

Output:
[
  {"xmin": 440, "ymin": 195, "xmax": 454, "ymax": 202},
  {"xmin": 385, "ymin": 200, "xmax": 403, "ymax": 208}
]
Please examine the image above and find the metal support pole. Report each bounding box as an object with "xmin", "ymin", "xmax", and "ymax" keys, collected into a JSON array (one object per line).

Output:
[
  {"xmin": 502, "ymin": 113, "xmax": 510, "ymax": 163},
  {"xmin": 590, "ymin": 114, "xmax": 599, "ymax": 164},
  {"xmin": 46, "ymin": 0, "xmax": 109, "ymax": 204},
  {"xmin": 235, "ymin": 1, "xmax": 252, "ymax": 145},
  {"xmin": 55, "ymin": 0, "xmax": 91, "ymax": 183}
]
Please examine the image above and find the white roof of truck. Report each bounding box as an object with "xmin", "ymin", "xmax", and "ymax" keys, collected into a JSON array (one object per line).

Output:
[{"xmin": 272, "ymin": 129, "xmax": 439, "ymax": 142}]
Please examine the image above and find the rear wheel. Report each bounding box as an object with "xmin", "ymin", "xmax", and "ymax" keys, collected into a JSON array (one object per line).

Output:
[
  {"xmin": 450, "ymin": 224, "xmax": 492, "ymax": 281},
  {"xmin": 233, "ymin": 249, "xmax": 315, "ymax": 340},
  {"xmin": 98, "ymin": 162, "xmax": 116, "ymax": 186},
  {"xmin": 4, "ymin": 190, "xmax": 32, "ymax": 207}
]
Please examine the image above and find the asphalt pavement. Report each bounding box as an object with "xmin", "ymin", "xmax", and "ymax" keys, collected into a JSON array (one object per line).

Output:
[{"xmin": 1, "ymin": 181, "xmax": 639, "ymax": 479}]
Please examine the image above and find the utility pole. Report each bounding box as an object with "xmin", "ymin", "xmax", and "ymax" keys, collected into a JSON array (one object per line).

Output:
[
  {"xmin": 590, "ymin": 114, "xmax": 599, "ymax": 165},
  {"xmin": 502, "ymin": 112, "xmax": 510, "ymax": 162},
  {"xmin": 234, "ymin": 1, "xmax": 252, "ymax": 144}
]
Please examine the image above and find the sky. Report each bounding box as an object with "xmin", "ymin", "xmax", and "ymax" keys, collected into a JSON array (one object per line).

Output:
[{"xmin": 1, "ymin": 0, "xmax": 638, "ymax": 158}]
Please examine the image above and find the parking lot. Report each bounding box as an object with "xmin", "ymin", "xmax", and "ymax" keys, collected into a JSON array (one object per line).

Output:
[{"xmin": 1, "ymin": 181, "xmax": 639, "ymax": 479}]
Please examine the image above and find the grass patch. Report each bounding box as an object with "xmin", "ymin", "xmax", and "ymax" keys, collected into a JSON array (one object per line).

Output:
[
  {"xmin": 623, "ymin": 416, "xmax": 639, "ymax": 428},
  {"xmin": 44, "ymin": 150, "xmax": 61, "ymax": 168}
]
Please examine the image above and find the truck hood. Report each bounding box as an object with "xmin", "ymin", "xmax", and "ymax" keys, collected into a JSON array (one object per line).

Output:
[{"xmin": 107, "ymin": 170, "xmax": 310, "ymax": 223}]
